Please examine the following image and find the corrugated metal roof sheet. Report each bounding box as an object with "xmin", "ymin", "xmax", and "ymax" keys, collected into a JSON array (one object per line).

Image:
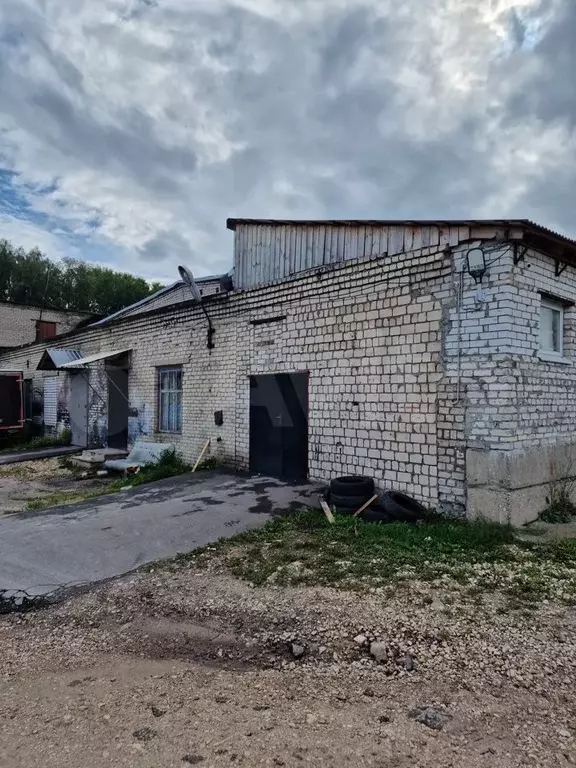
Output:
[
  {"xmin": 36, "ymin": 348, "xmax": 83, "ymax": 371},
  {"xmin": 59, "ymin": 348, "xmax": 132, "ymax": 369},
  {"xmin": 227, "ymin": 218, "xmax": 526, "ymax": 229},
  {"xmin": 89, "ymin": 273, "xmax": 229, "ymax": 328},
  {"xmin": 88, "ymin": 283, "xmax": 180, "ymax": 327},
  {"xmin": 524, "ymin": 219, "xmax": 576, "ymax": 249}
]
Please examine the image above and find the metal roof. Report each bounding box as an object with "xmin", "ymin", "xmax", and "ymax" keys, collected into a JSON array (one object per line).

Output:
[
  {"xmin": 89, "ymin": 282, "xmax": 179, "ymax": 327},
  {"xmin": 226, "ymin": 218, "xmax": 533, "ymax": 229},
  {"xmin": 59, "ymin": 348, "xmax": 132, "ymax": 369},
  {"xmin": 36, "ymin": 348, "xmax": 83, "ymax": 371},
  {"xmin": 226, "ymin": 217, "xmax": 576, "ymax": 249},
  {"xmin": 89, "ymin": 274, "xmax": 227, "ymax": 328}
]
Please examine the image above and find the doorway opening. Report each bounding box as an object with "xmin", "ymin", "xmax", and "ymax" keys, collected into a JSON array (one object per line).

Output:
[
  {"xmin": 107, "ymin": 368, "xmax": 129, "ymax": 451},
  {"xmin": 69, "ymin": 373, "xmax": 89, "ymax": 447},
  {"xmin": 249, "ymin": 372, "xmax": 308, "ymax": 481}
]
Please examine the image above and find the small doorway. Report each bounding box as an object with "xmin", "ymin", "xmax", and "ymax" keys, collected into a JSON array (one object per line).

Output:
[
  {"xmin": 107, "ymin": 369, "xmax": 129, "ymax": 451},
  {"xmin": 249, "ymin": 372, "xmax": 308, "ymax": 481},
  {"xmin": 23, "ymin": 379, "xmax": 32, "ymax": 422},
  {"xmin": 69, "ymin": 373, "xmax": 88, "ymax": 447}
]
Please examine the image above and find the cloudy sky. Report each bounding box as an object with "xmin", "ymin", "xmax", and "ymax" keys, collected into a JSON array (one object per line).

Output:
[{"xmin": 0, "ymin": 0, "xmax": 573, "ymax": 282}]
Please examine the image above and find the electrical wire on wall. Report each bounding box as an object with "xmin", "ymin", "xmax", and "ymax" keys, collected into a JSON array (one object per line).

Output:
[
  {"xmin": 453, "ymin": 267, "xmax": 465, "ymax": 404},
  {"xmin": 449, "ymin": 240, "xmax": 517, "ymax": 405}
]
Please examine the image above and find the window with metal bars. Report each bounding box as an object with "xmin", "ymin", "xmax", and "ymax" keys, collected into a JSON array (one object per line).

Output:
[{"xmin": 157, "ymin": 367, "xmax": 182, "ymax": 433}]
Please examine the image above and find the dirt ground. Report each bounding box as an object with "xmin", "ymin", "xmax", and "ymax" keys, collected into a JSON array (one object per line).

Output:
[
  {"xmin": 0, "ymin": 458, "xmax": 111, "ymax": 514},
  {"xmin": 1, "ymin": 554, "xmax": 575, "ymax": 768}
]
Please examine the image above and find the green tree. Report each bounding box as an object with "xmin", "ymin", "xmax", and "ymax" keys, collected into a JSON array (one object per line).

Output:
[
  {"xmin": 0, "ymin": 240, "xmax": 16, "ymax": 300},
  {"xmin": 0, "ymin": 241, "xmax": 163, "ymax": 315}
]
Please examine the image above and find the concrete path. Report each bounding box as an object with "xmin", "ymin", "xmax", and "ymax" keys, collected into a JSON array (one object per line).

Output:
[
  {"xmin": 0, "ymin": 445, "xmax": 81, "ymax": 465},
  {"xmin": 0, "ymin": 471, "xmax": 320, "ymax": 596}
]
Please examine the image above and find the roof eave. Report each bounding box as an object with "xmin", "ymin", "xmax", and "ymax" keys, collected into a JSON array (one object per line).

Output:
[{"xmin": 522, "ymin": 224, "xmax": 576, "ymax": 266}]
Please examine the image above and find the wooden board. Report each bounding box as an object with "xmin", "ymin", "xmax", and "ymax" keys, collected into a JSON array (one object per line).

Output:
[
  {"xmin": 353, "ymin": 494, "xmax": 379, "ymax": 517},
  {"xmin": 319, "ymin": 497, "xmax": 335, "ymax": 524},
  {"xmin": 192, "ymin": 439, "xmax": 211, "ymax": 472}
]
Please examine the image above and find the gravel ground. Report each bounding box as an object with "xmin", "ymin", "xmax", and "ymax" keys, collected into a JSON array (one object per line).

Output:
[
  {"xmin": 0, "ymin": 458, "xmax": 110, "ymax": 514},
  {"xmin": 1, "ymin": 554, "xmax": 575, "ymax": 768}
]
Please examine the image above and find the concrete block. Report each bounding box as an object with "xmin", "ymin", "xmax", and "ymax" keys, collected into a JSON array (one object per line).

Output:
[
  {"xmin": 468, "ymin": 485, "xmax": 549, "ymax": 527},
  {"xmin": 468, "ymin": 443, "xmax": 576, "ymax": 491},
  {"xmin": 466, "ymin": 449, "xmax": 509, "ymax": 487},
  {"xmin": 467, "ymin": 442, "xmax": 576, "ymax": 525}
]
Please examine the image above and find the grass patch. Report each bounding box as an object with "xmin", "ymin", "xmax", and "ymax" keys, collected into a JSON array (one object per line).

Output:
[
  {"xmin": 539, "ymin": 490, "xmax": 576, "ymax": 523},
  {"xmin": 27, "ymin": 489, "xmax": 97, "ymax": 510},
  {"xmin": 540, "ymin": 466, "xmax": 576, "ymax": 523},
  {"xmin": 26, "ymin": 477, "xmax": 133, "ymax": 510},
  {"xmin": 194, "ymin": 508, "xmax": 576, "ymax": 602},
  {"xmin": 57, "ymin": 455, "xmax": 82, "ymax": 473},
  {"xmin": 128, "ymin": 450, "xmax": 191, "ymax": 486},
  {"xmin": 218, "ymin": 509, "xmax": 516, "ymax": 585},
  {"xmin": 519, "ymin": 524, "xmax": 547, "ymax": 537},
  {"xmin": 26, "ymin": 449, "xmax": 192, "ymax": 511},
  {"xmin": 195, "ymin": 456, "xmax": 220, "ymax": 471}
]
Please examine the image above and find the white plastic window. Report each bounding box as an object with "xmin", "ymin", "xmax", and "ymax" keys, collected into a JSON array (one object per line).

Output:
[
  {"xmin": 540, "ymin": 298, "xmax": 564, "ymax": 356},
  {"xmin": 158, "ymin": 367, "xmax": 182, "ymax": 433}
]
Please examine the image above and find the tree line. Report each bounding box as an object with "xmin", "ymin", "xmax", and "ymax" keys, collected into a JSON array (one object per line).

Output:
[{"xmin": 0, "ymin": 240, "xmax": 164, "ymax": 316}]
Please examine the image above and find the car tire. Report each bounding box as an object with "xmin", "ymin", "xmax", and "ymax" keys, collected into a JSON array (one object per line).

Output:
[
  {"xmin": 362, "ymin": 506, "xmax": 392, "ymax": 524},
  {"xmin": 331, "ymin": 493, "xmax": 374, "ymax": 514},
  {"xmin": 380, "ymin": 491, "xmax": 426, "ymax": 522},
  {"xmin": 330, "ymin": 475, "xmax": 375, "ymax": 498}
]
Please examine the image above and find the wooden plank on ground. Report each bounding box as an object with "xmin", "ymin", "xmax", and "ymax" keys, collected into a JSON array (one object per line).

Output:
[{"xmin": 319, "ymin": 497, "xmax": 335, "ymax": 524}]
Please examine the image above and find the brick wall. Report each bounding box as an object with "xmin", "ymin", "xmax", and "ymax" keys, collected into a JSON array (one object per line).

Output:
[
  {"xmin": 503, "ymin": 248, "xmax": 576, "ymax": 448},
  {"xmin": 0, "ymin": 303, "xmax": 91, "ymax": 349},
  {"xmin": 441, "ymin": 244, "xmax": 576, "ymax": 450},
  {"xmin": 0, "ymin": 244, "xmax": 455, "ymax": 508},
  {"xmin": 439, "ymin": 242, "xmax": 576, "ymax": 522},
  {"xmin": 233, "ymin": 249, "xmax": 450, "ymax": 506}
]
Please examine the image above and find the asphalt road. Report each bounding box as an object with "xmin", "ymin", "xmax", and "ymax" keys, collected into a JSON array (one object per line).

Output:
[{"xmin": 0, "ymin": 471, "xmax": 319, "ymax": 596}]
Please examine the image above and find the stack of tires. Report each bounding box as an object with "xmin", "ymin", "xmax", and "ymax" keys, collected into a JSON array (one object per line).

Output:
[
  {"xmin": 328, "ymin": 476, "xmax": 427, "ymax": 523},
  {"xmin": 329, "ymin": 475, "xmax": 375, "ymax": 515}
]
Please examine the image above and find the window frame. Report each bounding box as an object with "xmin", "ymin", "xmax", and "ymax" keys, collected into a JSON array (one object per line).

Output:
[
  {"xmin": 157, "ymin": 366, "xmax": 183, "ymax": 434},
  {"xmin": 539, "ymin": 297, "xmax": 565, "ymax": 359}
]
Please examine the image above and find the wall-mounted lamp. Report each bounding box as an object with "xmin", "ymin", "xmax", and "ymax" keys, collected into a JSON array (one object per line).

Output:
[{"xmin": 466, "ymin": 247, "xmax": 487, "ymax": 283}]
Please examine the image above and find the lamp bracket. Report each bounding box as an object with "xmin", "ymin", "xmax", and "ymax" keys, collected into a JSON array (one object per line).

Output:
[{"xmin": 513, "ymin": 243, "xmax": 528, "ymax": 265}]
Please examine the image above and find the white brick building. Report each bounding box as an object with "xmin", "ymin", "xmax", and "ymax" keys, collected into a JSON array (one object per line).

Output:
[
  {"xmin": 1, "ymin": 219, "xmax": 576, "ymax": 525},
  {"xmin": 0, "ymin": 301, "xmax": 92, "ymax": 351}
]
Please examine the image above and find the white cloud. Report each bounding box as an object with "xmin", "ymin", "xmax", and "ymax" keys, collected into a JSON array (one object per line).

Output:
[
  {"xmin": 0, "ymin": 214, "xmax": 77, "ymax": 260},
  {"xmin": 0, "ymin": 0, "xmax": 574, "ymax": 280}
]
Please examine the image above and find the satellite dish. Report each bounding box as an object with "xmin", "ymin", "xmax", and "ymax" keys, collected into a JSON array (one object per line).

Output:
[
  {"xmin": 177, "ymin": 264, "xmax": 215, "ymax": 349},
  {"xmin": 178, "ymin": 265, "xmax": 202, "ymax": 302}
]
